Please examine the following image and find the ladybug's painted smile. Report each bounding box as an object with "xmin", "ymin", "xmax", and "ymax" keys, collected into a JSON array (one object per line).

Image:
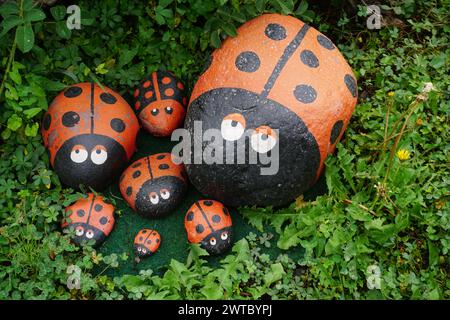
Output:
[
  {"xmin": 200, "ymin": 227, "xmax": 233, "ymax": 255},
  {"xmin": 54, "ymin": 134, "xmax": 127, "ymax": 190},
  {"xmin": 135, "ymin": 176, "xmax": 186, "ymax": 218},
  {"xmin": 185, "ymin": 87, "xmax": 321, "ymax": 207}
]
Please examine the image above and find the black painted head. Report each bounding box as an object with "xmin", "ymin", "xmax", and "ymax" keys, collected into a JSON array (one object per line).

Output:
[
  {"xmin": 135, "ymin": 175, "xmax": 187, "ymax": 218},
  {"xmin": 54, "ymin": 134, "xmax": 127, "ymax": 190},
  {"xmin": 134, "ymin": 244, "xmax": 153, "ymax": 258},
  {"xmin": 200, "ymin": 227, "xmax": 233, "ymax": 255},
  {"xmin": 184, "ymin": 88, "xmax": 321, "ymax": 207},
  {"xmin": 68, "ymin": 222, "xmax": 106, "ymax": 247}
]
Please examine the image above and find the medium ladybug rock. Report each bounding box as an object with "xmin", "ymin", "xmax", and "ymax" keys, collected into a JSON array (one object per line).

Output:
[
  {"xmin": 62, "ymin": 193, "xmax": 115, "ymax": 247},
  {"xmin": 134, "ymin": 71, "xmax": 188, "ymax": 137},
  {"xmin": 41, "ymin": 83, "xmax": 139, "ymax": 190},
  {"xmin": 184, "ymin": 200, "xmax": 233, "ymax": 255},
  {"xmin": 184, "ymin": 14, "xmax": 358, "ymax": 207},
  {"xmin": 133, "ymin": 229, "xmax": 161, "ymax": 259},
  {"xmin": 119, "ymin": 153, "xmax": 188, "ymax": 218}
]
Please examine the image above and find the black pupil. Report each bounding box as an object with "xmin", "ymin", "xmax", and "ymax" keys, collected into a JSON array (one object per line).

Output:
[
  {"xmin": 261, "ymin": 134, "xmax": 268, "ymax": 140},
  {"xmin": 96, "ymin": 149, "xmax": 101, "ymax": 154},
  {"xmin": 75, "ymin": 149, "xmax": 79, "ymax": 154},
  {"xmin": 152, "ymin": 109, "xmax": 158, "ymax": 115},
  {"xmin": 231, "ymin": 120, "xmax": 238, "ymax": 127}
]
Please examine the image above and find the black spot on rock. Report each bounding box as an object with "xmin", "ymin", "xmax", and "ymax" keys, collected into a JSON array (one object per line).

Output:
[
  {"xmin": 110, "ymin": 118, "xmax": 125, "ymax": 133},
  {"xmin": 132, "ymin": 162, "xmax": 142, "ymax": 168},
  {"xmin": 330, "ymin": 120, "xmax": 344, "ymax": 144},
  {"xmin": 186, "ymin": 212, "xmax": 194, "ymax": 221},
  {"xmin": 235, "ymin": 51, "xmax": 260, "ymax": 73},
  {"xmin": 317, "ymin": 34, "xmax": 335, "ymax": 50},
  {"xmin": 223, "ymin": 207, "xmax": 229, "ymax": 216},
  {"xmin": 294, "ymin": 85, "xmax": 317, "ymax": 104},
  {"xmin": 77, "ymin": 209, "xmax": 85, "ymax": 217},
  {"xmin": 126, "ymin": 186, "xmax": 132, "ymax": 196},
  {"xmin": 99, "ymin": 217, "xmax": 108, "ymax": 225},
  {"xmin": 142, "ymin": 230, "xmax": 147, "ymax": 234},
  {"xmin": 264, "ymin": 23, "xmax": 287, "ymax": 40},
  {"xmin": 133, "ymin": 171, "xmax": 141, "ymax": 178},
  {"xmin": 64, "ymin": 86, "xmax": 82, "ymax": 98},
  {"xmin": 62, "ymin": 111, "xmax": 80, "ymax": 127},
  {"xmin": 100, "ymin": 93, "xmax": 117, "ymax": 104},
  {"xmin": 196, "ymin": 224, "xmax": 204, "ymax": 233},
  {"xmin": 43, "ymin": 114, "xmax": 51, "ymax": 130},
  {"xmin": 344, "ymin": 74, "xmax": 357, "ymax": 98},
  {"xmin": 159, "ymin": 164, "xmax": 169, "ymax": 170},
  {"xmin": 94, "ymin": 204, "xmax": 103, "ymax": 212},
  {"xmin": 203, "ymin": 200, "xmax": 213, "ymax": 206},
  {"xmin": 157, "ymin": 154, "xmax": 166, "ymax": 160},
  {"xmin": 300, "ymin": 50, "xmax": 319, "ymax": 68},
  {"xmin": 212, "ymin": 215, "xmax": 221, "ymax": 223}
]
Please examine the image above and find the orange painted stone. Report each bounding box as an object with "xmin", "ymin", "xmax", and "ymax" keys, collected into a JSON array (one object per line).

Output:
[
  {"xmin": 134, "ymin": 71, "xmax": 188, "ymax": 137},
  {"xmin": 184, "ymin": 200, "xmax": 233, "ymax": 255},
  {"xmin": 41, "ymin": 83, "xmax": 139, "ymax": 190},
  {"xmin": 184, "ymin": 14, "xmax": 358, "ymax": 207},
  {"xmin": 119, "ymin": 153, "xmax": 188, "ymax": 218},
  {"xmin": 62, "ymin": 193, "xmax": 115, "ymax": 247},
  {"xmin": 133, "ymin": 229, "xmax": 161, "ymax": 259}
]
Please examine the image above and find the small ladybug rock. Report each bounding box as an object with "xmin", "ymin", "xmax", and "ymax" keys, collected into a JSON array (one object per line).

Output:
[
  {"xmin": 184, "ymin": 200, "xmax": 233, "ymax": 255},
  {"xmin": 119, "ymin": 153, "xmax": 188, "ymax": 218},
  {"xmin": 134, "ymin": 229, "xmax": 161, "ymax": 259},
  {"xmin": 134, "ymin": 70, "xmax": 188, "ymax": 137},
  {"xmin": 41, "ymin": 83, "xmax": 139, "ymax": 190},
  {"xmin": 184, "ymin": 14, "xmax": 358, "ymax": 207},
  {"xmin": 62, "ymin": 193, "xmax": 115, "ymax": 247}
]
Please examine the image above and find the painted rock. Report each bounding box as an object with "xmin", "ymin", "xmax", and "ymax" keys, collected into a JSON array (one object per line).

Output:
[
  {"xmin": 133, "ymin": 70, "xmax": 188, "ymax": 137},
  {"xmin": 62, "ymin": 193, "xmax": 115, "ymax": 247},
  {"xmin": 41, "ymin": 83, "xmax": 139, "ymax": 190},
  {"xmin": 184, "ymin": 14, "xmax": 358, "ymax": 207},
  {"xmin": 184, "ymin": 200, "xmax": 233, "ymax": 255},
  {"xmin": 119, "ymin": 153, "xmax": 188, "ymax": 218},
  {"xmin": 133, "ymin": 229, "xmax": 161, "ymax": 259}
]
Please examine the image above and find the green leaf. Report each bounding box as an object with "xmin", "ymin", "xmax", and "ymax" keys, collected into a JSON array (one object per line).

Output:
[
  {"xmin": 24, "ymin": 8, "xmax": 46, "ymax": 22},
  {"xmin": 118, "ymin": 47, "xmax": 139, "ymax": 67},
  {"xmin": 7, "ymin": 114, "xmax": 23, "ymax": 131},
  {"xmin": 50, "ymin": 5, "xmax": 66, "ymax": 21},
  {"xmin": 25, "ymin": 122, "xmax": 39, "ymax": 137},
  {"xmin": 55, "ymin": 20, "xmax": 71, "ymax": 39},
  {"xmin": 23, "ymin": 107, "xmax": 42, "ymax": 119},
  {"xmin": 0, "ymin": 1, "xmax": 19, "ymax": 18},
  {"xmin": 210, "ymin": 30, "xmax": 221, "ymax": 48},
  {"xmin": 0, "ymin": 15, "xmax": 22, "ymax": 37},
  {"xmin": 263, "ymin": 263, "xmax": 285, "ymax": 286},
  {"xmin": 295, "ymin": 0, "xmax": 308, "ymax": 15},
  {"xmin": 222, "ymin": 23, "xmax": 237, "ymax": 37},
  {"xmin": 15, "ymin": 23, "xmax": 34, "ymax": 53}
]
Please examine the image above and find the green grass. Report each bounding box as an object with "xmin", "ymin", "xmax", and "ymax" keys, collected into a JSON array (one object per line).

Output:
[{"xmin": 0, "ymin": 0, "xmax": 448, "ymax": 299}]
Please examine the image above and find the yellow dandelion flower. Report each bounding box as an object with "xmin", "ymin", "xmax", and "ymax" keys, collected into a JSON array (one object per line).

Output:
[
  {"xmin": 396, "ymin": 149, "xmax": 410, "ymax": 161},
  {"xmin": 388, "ymin": 91, "xmax": 395, "ymax": 97},
  {"xmin": 415, "ymin": 118, "xmax": 423, "ymax": 125}
]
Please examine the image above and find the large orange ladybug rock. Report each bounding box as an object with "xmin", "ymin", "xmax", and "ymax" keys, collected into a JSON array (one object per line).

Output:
[
  {"xmin": 133, "ymin": 229, "xmax": 161, "ymax": 259},
  {"xmin": 62, "ymin": 193, "xmax": 115, "ymax": 247},
  {"xmin": 134, "ymin": 71, "xmax": 188, "ymax": 137},
  {"xmin": 41, "ymin": 83, "xmax": 139, "ymax": 190},
  {"xmin": 184, "ymin": 200, "xmax": 233, "ymax": 255},
  {"xmin": 119, "ymin": 153, "xmax": 188, "ymax": 218},
  {"xmin": 184, "ymin": 14, "xmax": 358, "ymax": 207}
]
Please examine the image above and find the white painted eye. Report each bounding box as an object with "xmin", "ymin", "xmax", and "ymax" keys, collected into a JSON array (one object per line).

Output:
[
  {"xmin": 221, "ymin": 232, "xmax": 228, "ymax": 241},
  {"xmin": 150, "ymin": 192, "xmax": 159, "ymax": 204},
  {"xmin": 250, "ymin": 126, "xmax": 277, "ymax": 153},
  {"xmin": 209, "ymin": 238, "xmax": 217, "ymax": 246},
  {"xmin": 137, "ymin": 247, "xmax": 142, "ymax": 252},
  {"xmin": 70, "ymin": 145, "xmax": 88, "ymax": 163},
  {"xmin": 160, "ymin": 189, "xmax": 170, "ymax": 200},
  {"xmin": 85, "ymin": 230, "xmax": 94, "ymax": 239},
  {"xmin": 75, "ymin": 227, "xmax": 84, "ymax": 236},
  {"xmin": 221, "ymin": 113, "xmax": 246, "ymax": 141},
  {"xmin": 91, "ymin": 145, "xmax": 108, "ymax": 165},
  {"xmin": 142, "ymin": 248, "xmax": 147, "ymax": 254}
]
